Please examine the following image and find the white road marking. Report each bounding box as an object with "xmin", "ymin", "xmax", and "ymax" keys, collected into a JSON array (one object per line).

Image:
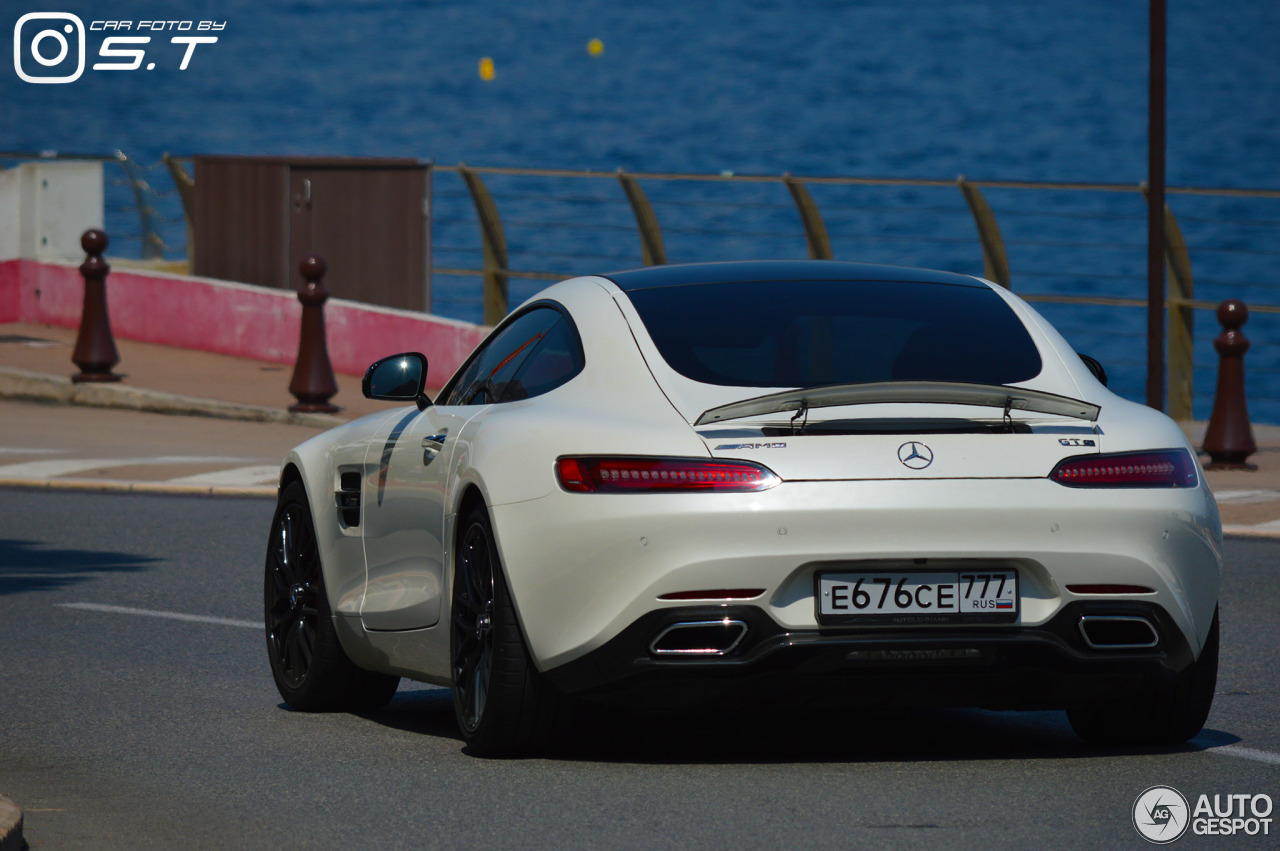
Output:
[
  {"xmin": 1214, "ymin": 489, "xmax": 1280, "ymax": 504},
  {"xmin": 164, "ymin": 465, "xmax": 282, "ymax": 487},
  {"xmin": 0, "ymin": 455, "xmax": 258, "ymax": 478},
  {"xmin": 1250, "ymin": 519, "xmax": 1280, "ymax": 531},
  {"xmin": 58, "ymin": 602, "xmax": 259, "ymax": 629},
  {"xmin": 1211, "ymin": 744, "xmax": 1280, "ymax": 766},
  {"xmin": 0, "ymin": 447, "xmax": 67, "ymax": 456},
  {"xmin": 44, "ymin": 602, "xmax": 1280, "ymax": 763}
]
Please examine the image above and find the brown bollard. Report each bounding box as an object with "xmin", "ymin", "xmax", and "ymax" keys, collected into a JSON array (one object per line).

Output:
[
  {"xmin": 71, "ymin": 229, "xmax": 122, "ymax": 383},
  {"xmin": 288, "ymin": 255, "xmax": 340, "ymax": 413},
  {"xmin": 1202, "ymin": 298, "xmax": 1257, "ymax": 470}
]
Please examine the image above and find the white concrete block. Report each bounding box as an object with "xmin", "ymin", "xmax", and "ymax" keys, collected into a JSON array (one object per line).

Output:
[{"xmin": 0, "ymin": 161, "xmax": 104, "ymax": 261}]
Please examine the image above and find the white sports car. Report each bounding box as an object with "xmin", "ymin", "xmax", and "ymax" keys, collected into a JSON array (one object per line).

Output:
[{"xmin": 265, "ymin": 260, "xmax": 1222, "ymax": 755}]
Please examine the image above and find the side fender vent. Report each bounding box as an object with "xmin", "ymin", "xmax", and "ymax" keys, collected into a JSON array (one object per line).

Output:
[{"xmin": 336, "ymin": 471, "xmax": 361, "ymax": 528}]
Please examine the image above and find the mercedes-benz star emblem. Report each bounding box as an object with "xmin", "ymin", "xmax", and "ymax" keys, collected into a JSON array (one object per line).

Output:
[{"xmin": 897, "ymin": 441, "xmax": 934, "ymax": 470}]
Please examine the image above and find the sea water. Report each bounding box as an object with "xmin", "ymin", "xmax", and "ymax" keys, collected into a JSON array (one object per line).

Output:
[{"xmin": 4, "ymin": 0, "xmax": 1278, "ymax": 421}]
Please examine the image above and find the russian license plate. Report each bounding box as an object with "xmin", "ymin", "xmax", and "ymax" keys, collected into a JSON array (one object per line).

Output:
[{"xmin": 817, "ymin": 570, "xmax": 1019, "ymax": 623}]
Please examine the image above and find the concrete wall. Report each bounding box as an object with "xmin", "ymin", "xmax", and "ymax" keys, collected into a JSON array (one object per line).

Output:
[
  {"xmin": 0, "ymin": 162, "xmax": 104, "ymax": 261},
  {"xmin": 0, "ymin": 259, "xmax": 488, "ymax": 385}
]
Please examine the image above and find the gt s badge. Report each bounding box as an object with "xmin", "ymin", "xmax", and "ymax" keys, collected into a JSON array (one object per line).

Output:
[
  {"xmin": 1058, "ymin": 438, "xmax": 1096, "ymax": 446},
  {"xmin": 714, "ymin": 442, "xmax": 787, "ymax": 450}
]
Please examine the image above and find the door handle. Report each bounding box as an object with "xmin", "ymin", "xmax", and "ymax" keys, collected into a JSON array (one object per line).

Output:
[{"xmin": 422, "ymin": 434, "xmax": 446, "ymax": 465}]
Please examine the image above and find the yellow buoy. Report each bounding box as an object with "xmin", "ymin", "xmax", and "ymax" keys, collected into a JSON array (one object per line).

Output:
[
  {"xmin": 587, "ymin": 38, "xmax": 604, "ymax": 56},
  {"xmin": 479, "ymin": 56, "xmax": 495, "ymax": 81}
]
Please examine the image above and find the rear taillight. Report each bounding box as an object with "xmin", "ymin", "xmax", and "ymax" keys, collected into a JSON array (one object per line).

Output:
[
  {"xmin": 556, "ymin": 457, "xmax": 780, "ymax": 493},
  {"xmin": 1049, "ymin": 449, "xmax": 1198, "ymax": 488}
]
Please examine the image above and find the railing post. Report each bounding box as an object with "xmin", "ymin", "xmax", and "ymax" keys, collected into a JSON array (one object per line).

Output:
[
  {"xmin": 1163, "ymin": 202, "xmax": 1194, "ymax": 421},
  {"xmin": 783, "ymin": 175, "xmax": 833, "ymax": 260},
  {"xmin": 71, "ymin": 229, "xmax": 122, "ymax": 383},
  {"xmin": 1202, "ymin": 299, "xmax": 1256, "ymax": 469},
  {"xmin": 162, "ymin": 153, "xmax": 196, "ymax": 268},
  {"xmin": 113, "ymin": 150, "xmax": 164, "ymax": 260},
  {"xmin": 616, "ymin": 170, "xmax": 667, "ymax": 266},
  {"xmin": 1140, "ymin": 186, "xmax": 1195, "ymax": 420},
  {"xmin": 957, "ymin": 177, "xmax": 1011, "ymax": 288},
  {"xmin": 458, "ymin": 163, "xmax": 509, "ymax": 324},
  {"xmin": 288, "ymin": 255, "xmax": 340, "ymax": 413}
]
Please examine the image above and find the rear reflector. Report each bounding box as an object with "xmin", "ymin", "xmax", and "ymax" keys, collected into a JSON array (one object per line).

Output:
[
  {"xmin": 1066, "ymin": 584, "xmax": 1156, "ymax": 595},
  {"xmin": 1049, "ymin": 449, "xmax": 1197, "ymax": 488},
  {"xmin": 557, "ymin": 457, "xmax": 780, "ymax": 493},
  {"xmin": 658, "ymin": 589, "xmax": 766, "ymax": 601}
]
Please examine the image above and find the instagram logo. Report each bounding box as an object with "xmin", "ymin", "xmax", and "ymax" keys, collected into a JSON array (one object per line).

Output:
[{"xmin": 13, "ymin": 12, "xmax": 86, "ymax": 83}]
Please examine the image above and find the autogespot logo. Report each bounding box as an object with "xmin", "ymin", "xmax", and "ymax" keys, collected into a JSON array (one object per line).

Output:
[
  {"xmin": 1134, "ymin": 786, "xmax": 1190, "ymax": 844},
  {"xmin": 13, "ymin": 11, "xmax": 222, "ymax": 83}
]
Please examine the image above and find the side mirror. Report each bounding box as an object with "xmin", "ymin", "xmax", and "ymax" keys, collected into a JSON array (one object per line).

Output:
[
  {"xmin": 1078, "ymin": 353, "xmax": 1108, "ymax": 388},
  {"xmin": 362, "ymin": 352, "xmax": 432, "ymax": 409}
]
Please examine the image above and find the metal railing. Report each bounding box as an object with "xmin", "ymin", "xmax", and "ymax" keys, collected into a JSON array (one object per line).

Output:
[
  {"xmin": 429, "ymin": 164, "xmax": 1280, "ymax": 421},
  {"xmin": 4, "ymin": 152, "xmax": 1279, "ymax": 421}
]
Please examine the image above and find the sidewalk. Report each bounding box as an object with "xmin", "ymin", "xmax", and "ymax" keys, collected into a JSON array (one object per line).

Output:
[
  {"xmin": 2, "ymin": 319, "xmax": 1280, "ymax": 536},
  {"xmin": 0, "ymin": 321, "xmax": 397, "ymax": 497}
]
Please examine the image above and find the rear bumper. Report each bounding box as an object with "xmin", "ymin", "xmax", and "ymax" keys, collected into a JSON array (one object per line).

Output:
[
  {"xmin": 490, "ymin": 477, "xmax": 1222, "ymax": 671},
  {"xmin": 543, "ymin": 600, "xmax": 1196, "ymax": 711}
]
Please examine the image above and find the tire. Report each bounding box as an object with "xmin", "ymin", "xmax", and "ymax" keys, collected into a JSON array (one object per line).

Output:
[
  {"xmin": 1068, "ymin": 608, "xmax": 1219, "ymax": 745},
  {"xmin": 450, "ymin": 503, "xmax": 561, "ymax": 756},
  {"xmin": 265, "ymin": 480, "xmax": 399, "ymax": 712}
]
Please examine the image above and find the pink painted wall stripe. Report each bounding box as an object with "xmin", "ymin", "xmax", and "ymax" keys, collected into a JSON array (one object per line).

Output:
[{"xmin": 0, "ymin": 259, "xmax": 489, "ymax": 385}]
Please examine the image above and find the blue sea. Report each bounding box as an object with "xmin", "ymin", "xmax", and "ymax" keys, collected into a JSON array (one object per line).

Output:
[{"xmin": 4, "ymin": 0, "xmax": 1280, "ymax": 422}]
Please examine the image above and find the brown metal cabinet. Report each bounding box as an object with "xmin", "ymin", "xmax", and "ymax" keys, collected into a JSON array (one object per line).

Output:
[{"xmin": 192, "ymin": 156, "xmax": 431, "ymax": 311}]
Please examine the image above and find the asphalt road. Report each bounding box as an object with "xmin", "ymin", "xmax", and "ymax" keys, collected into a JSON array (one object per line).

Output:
[{"xmin": 1, "ymin": 489, "xmax": 1278, "ymax": 849}]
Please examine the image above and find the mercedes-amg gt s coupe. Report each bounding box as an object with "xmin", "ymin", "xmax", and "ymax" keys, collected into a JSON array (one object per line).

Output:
[{"xmin": 265, "ymin": 260, "xmax": 1221, "ymax": 755}]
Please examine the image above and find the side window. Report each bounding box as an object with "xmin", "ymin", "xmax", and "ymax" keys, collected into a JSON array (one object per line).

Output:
[
  {"xmin": 496, "ymin": 317, "xmax": 584, "ymax": 402},
  {"xmin": 442, "ymin": 308, "xmax": 563, "ymax": 406}
]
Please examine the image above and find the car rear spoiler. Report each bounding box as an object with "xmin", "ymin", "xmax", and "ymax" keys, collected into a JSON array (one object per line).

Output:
[{"xmin": 694, "ymin": 381, "xmax": 1101, "ymax": 426}]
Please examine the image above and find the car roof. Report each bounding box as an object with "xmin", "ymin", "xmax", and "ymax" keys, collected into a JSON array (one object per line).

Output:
[{"xmin": 601, "ymin": 260, "xmax": 986, "ymax": 292}]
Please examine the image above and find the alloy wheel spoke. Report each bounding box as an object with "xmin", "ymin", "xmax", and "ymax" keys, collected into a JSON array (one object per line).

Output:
[
  {"xmin": 462, "ymin": 640, "xmax": 484, "ymax": 674},
  {"xmin": 296, "ymin": 620, "xmax": 314, "ymax": 669},
  {"xmin": 278, "ymin": 513, "xmax": 298, "ymax": 583},
  {"xmin": 469, "ymin": 660, "xmax": 487, "ymax": 727},
  {"xmin": 453, "ymin": 619, "xmax": 478, "ymax": 653},
  {"xmin": 268, "ymin": 603, "xmax": 291, "ymax": 635},
  {"xmin": 269, "ymin": 563, "xmax": 291, "ymax": 596},
  {"xmin": 282, "ymin": 620, "xmax": 301, "ymax": 678},
  {"xmin": 453, "ymin": 592, "xmax": 481, "ymax": 616}
]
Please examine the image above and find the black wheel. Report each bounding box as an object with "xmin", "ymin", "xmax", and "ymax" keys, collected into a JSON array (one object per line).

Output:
[
  {"xmin": 265, "ymin": 480, "xmax": 399, "ymax": 712},
  {"xmin": 450, "ymin": 503, "xmax": 560, "ymax": 756},
  {"xmin": 1068, "ymin": 608, "xmax": 1219, "ymax": 745}
]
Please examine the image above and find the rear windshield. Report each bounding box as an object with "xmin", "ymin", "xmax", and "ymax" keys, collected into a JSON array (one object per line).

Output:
[{"xmin": 625, "ymin": 279, "xmax": 1042, "ymax": 388}]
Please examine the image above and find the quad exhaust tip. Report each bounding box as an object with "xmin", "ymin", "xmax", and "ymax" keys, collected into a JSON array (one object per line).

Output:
[
  {"xmin": 1078, "ymin": 615, "xmax": 1159, "ymax": 650},
  {"xmin": 650, "ymin": 619, "xmax": 748, "ymax": 656}
]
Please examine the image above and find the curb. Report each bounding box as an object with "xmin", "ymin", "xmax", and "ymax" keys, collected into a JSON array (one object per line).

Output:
[
  {"xmin": 1221, "ymin": 524, "xmax": 1280, "ymax": 541},
  {"xmin": 0, "ymin": 366, "xmax": 347, "ymax": 429},
  {"xmin": 0, "ymin": 477, "xmax": 276, "ymax": 499},
  {"xmin": 0, "ymin": 794, "xmax": 22, "ymax": 851}
]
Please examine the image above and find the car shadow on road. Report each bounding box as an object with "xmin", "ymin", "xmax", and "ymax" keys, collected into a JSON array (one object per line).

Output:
[
  {"xmin": 541, "ymin": 705, "xmax": 1233, "ymax": 765},
  {"xmin": 361, "ymin": 686, "xmax": 464, "ymax": 743},
  {"xmin": 364, "ymin": 686, "xmax": 1243, "ymax": 765},
  {"xmin": 0, "ymin": 537, "xmax": 157, "ymax": 596}
]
